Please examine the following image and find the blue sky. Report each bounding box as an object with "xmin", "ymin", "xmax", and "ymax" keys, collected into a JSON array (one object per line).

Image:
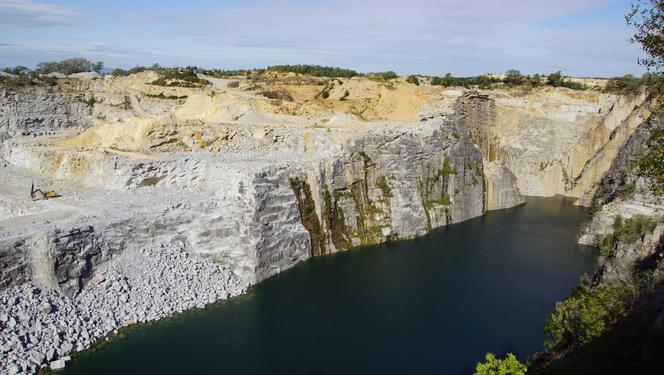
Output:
[{"xmin": 0, "ymin": 0, "xmax": 646, "ymax": 76}]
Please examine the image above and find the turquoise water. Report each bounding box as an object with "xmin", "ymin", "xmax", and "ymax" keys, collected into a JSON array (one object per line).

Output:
[{"xmin": 62, "ymin": 197, "xmax": 596, "ymax": 374}]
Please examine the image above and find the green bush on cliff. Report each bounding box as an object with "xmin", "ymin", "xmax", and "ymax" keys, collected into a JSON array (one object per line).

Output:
[
  {"xmin": 637, "ymin": 124, "xmax": 664, "ymax": 195},
  {"xmin": 596, "ymin": 215, "xmax": 657, "ymax": 257},
  {"xmin": 474, "ymin": 353, "xmax": 527, "ymax": 375},
  {"xmin": 545, "ymin": 281, "xmax": 633, "ymax": 350}
]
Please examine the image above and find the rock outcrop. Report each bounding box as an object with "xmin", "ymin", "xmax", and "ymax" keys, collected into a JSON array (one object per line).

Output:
[
  {"xmin": 0, "ymin": 72, "xmax": 656, "ymax": 374},
  {"xmin": 458, "ymin": 89, "xmax": 650, "ymax": 203}
]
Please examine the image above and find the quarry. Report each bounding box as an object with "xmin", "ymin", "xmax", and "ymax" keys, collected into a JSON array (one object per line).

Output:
[{"xmin": 0, "ymin": 69, "xmax": 661, "ymax": 374}]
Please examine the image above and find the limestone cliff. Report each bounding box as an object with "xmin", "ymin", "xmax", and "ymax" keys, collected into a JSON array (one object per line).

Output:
[
  {"xmin": 0, "ymin": 73, "xmax": 652, "ymax": 295},
  {"xmin": 458, "ymin": 89, "xmax": 650, "ymax": 204}
]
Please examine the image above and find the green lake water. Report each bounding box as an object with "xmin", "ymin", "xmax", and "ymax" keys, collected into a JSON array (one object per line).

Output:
[{"xmin": 62, "ymin": 197, "xmax": 596, "ymax": 374}]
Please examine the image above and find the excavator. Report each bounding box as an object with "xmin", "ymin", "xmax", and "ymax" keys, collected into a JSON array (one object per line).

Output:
[{"xmin": 31, "ymin": 182, "xmax": 59, "ymax": 200}]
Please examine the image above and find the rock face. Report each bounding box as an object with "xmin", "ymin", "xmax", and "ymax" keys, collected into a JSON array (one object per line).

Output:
[
  {"xmin": 294, "ymin": 116, "xmax": 486, "ymax": 255},
  {"xmin": 0, "ymin": 73, "xmax": 655, "ymax": 374},
  {"xmin": 0, "ymin": 87, "xmax": 91, "ymax": 140},
  {"xmin": 458, "ymin": 89, "xmax": 650, "ymax": 202},
  {"xmin": 578, "ymin": 113, "xmax": 664, "ymax": 285}
]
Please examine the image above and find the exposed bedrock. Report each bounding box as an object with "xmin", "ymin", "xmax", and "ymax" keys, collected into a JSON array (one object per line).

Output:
[
  {"xmin": 458, "ymin": 89, "xmax": 650, "ymax": 203},
  {"xmin": 0, "ymin": 87, "xmax": 91, "ymax": 140},
  {"xmin": 291, "ymin": 116, "xmax": 487, "ymax": 255},
  {"xmin": 2, "ymin": 76, "xmax": 657, "ymax": 373}
]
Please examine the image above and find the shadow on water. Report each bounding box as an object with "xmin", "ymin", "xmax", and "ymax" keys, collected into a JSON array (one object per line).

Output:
[{"xmin": 62, "ymin": 197, "xmax": 597, "ymax": 375}]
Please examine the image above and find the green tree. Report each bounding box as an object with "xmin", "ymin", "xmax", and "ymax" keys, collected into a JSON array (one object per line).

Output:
[
  {"xmin": 547, "ymin": 71, "xmax": 564, "ymax": 86},
  {"xmin": 35, "ymin": 58, "xmax": 99, "ymax": 75},
  {"xmin": 545, "ymin": 282, "xmax": 632, "ymax": 349},
  {"xmin": 474, "ymin": 353, "xmax": 527, "ymax": 375},
  {"xmin": 92, "ymin": 61, "xmax": 104, "ymax": 73},
  {"xmin": 504, "ymin": 69, "xmax": 525, "ymax": 86},
  {"xmin": 627, "ymin": 1, "xmax": 664, "ymax": 72}
]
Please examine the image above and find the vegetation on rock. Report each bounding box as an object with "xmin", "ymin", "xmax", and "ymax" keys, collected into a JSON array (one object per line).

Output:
[
  {"xmin": 636, "ymin": 124, "xmax": 664, "ymax": 195},
  {"xmin": 149, "ymin": 66, "xmax": 210, "ymax": 87},
  {"xmin": 474, "ymin": 353, "xmax": 527, "ymax": 375}
]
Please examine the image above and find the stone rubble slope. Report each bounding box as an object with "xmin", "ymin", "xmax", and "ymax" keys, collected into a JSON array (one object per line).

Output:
[{"xmin": 0, "ymin": 242, "xmax": 248, "ymax": 375}]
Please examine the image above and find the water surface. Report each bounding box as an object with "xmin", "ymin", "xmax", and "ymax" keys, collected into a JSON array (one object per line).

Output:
[{"xmin": 63, "ymin": 197, "xmax": 596, "ymax": 374}]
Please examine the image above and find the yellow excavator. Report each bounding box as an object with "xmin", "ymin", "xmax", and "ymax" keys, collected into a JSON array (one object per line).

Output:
[{"xmin": 31, "ymin": 182, "xmax": 59, "ymax": 200}]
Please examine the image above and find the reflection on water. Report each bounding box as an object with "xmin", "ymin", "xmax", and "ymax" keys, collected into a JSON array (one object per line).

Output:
[{"xmin": 63, "ymin": 197, "xmax": 596, "ymax": 375}]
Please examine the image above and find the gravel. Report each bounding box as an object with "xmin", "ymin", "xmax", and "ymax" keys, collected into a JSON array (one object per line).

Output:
[{"xmin": 0, "ymin": 242, "xmax": 248, "ymax": 374}]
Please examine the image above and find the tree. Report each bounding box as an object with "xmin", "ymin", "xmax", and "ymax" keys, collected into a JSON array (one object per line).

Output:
[
  {"xmin": 627, "ymin": 1, "xmax": 664, "ymax": 72},
  {"xmin": 504, "ymin": 69, "xmax": 525, "ymax": 86},
  {"xmin": 544, "ymin": 282, "xmax": 632, "ymax": 350},
  {"xmin": 547, "ymin": 71, "xmax": 564, "ymax": 87},
  {"xmin": 35, "ymin": 58, "xmax": 100, "ymax": 75},
  {"xmin": 93, "ymin": 61, "xmax": 104, "ymax": 74},
  {"xmin": 474, "ymin": 353, "xmax": 527, "ymax": 375}
]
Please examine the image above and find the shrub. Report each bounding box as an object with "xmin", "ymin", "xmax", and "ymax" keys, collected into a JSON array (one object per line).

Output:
[
  {"xmin": 406, "ymin": 75, "xmax": 420, "ymax": 85},
  {"xmin": 504, "ymin": 69, "xmax": 525, "ymax": 86},
  {"xmin": 227, "ymin": 81, "xmax": 240, "ymax": 88},
  {"xmin": 150, "ymin": 66, "xmax": 210, "ymax": 87},
  {"xmin": 440, "ymin": 157, "xmax": 457, "ymax": 175},
  {"xmin": 376, "ymin": 176, "xmax": 393, "ymax": 197},
  {"xmin": 474, "ymin": 353, "xmax": 527, "ymax": 375},
  {"xmin": 339, "ymin": 89, "xmax": 350, "ymax": 101},
  {"xmin": 267, "ymin": 64, "xmax": 358, "ymax": 78},
  {"xmin": 2, "ymin": 66, "xmax": 29, "ymax": 75},
  {"xmin": 261, "ymin": 89, "xmax": 293, "ymax": 101},
  {"xmin": 604, "ymin": 74, "xmax": 643, "ymax": 95},
  {"xmin": 544, "ymin": 71, "xmax": 587, "ymax": 90},
  {"xmin": 382, "ymin": 71, "xmax": 398, "ymax": 80},
  {"xmin": 596, "ymin": 214, "xmax": 657, "ymax": 257},
  {"xmin": 637, "ymin": 124, "xmax": 664, "ymax": 195},
  {"xmin": 545, "ymin": 282, "xmax": 633, "ymax": 349}
]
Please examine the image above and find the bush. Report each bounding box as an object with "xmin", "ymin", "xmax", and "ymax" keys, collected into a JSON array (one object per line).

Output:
[
  {"xmin": 474, "ymin": 353, "xmax": 527, "ymax": 375},
  {"xmin": 544, "ymin": 71, "xmax": 587, "ymax": 90},
  {"xmin": 604, "ymin": 74, "xmax": 643, "ymax": 95},
  {"xmin": 267, "ymin": 64, "xmax": 358, "ymax": 78},
  {"xmin": 504, "ymin": 69, "xmax": 525, "ymax": 86},
  {"xmin": 339, "ymin": 89, "xmax": 350, "ymax": 101},
  {"xmin": 1, "ymin": 66, "xmax": 29, "ymax": 75},
  {"xmin": 150, "ymin": 66, "xmax": 210, "ymax": 87},
  {"xmin": 430, "ymin": 73, "xmax": 499, "ymax": 89},
  {"xmin": 227, "ymin": 81, "xmax": 240, "ymax": 88},
  {"xmin": 637, "ymin": 124, "xmax": 664, "ymax": 195},
  {"xmin": 261, "ymin": 89, "xmax": 293, "ymax": 101},
  {"xmin": 545, "ymin": 282, "xmax": 633, "ymax": 350},
  {"xmin": 596, "ymin": 215, "xmax": 657, "ymax": 257},
  {"xmin": 382, "ymin": 71, "xmax": 397, "ymax": 80},
  {"xmin": 406, "ymin": 75, "xmax": 420, "ymax": 85}
]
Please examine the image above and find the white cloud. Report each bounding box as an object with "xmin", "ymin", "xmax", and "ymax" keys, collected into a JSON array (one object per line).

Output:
[{"xmin": 0, "ymin": 0, "xmax": 80, "ymax": 26}]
